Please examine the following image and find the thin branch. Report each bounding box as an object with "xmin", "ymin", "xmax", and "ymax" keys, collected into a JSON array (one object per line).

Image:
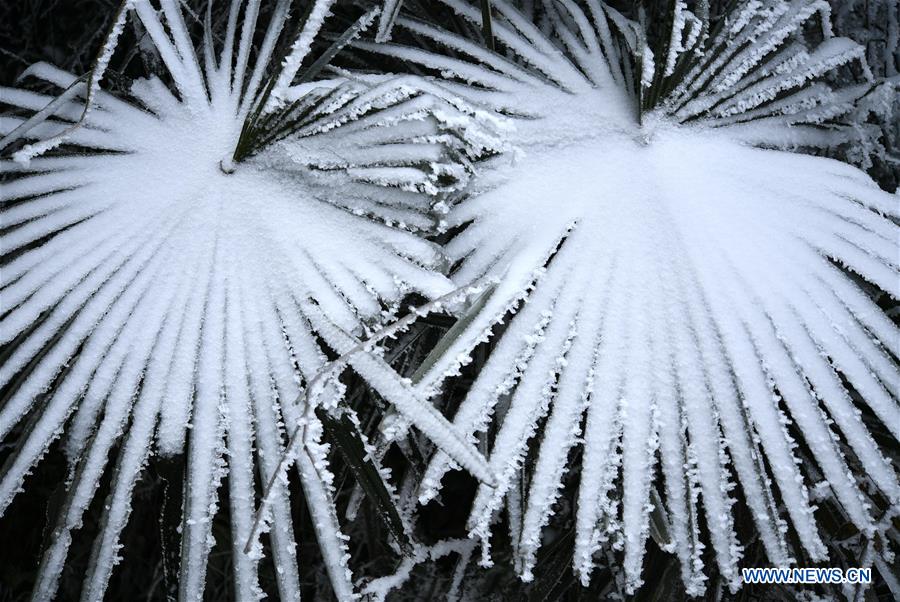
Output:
[
  {"xmin": 10, "ymin": 0, "xmax": 131, "ymax": 163},
  {"xmin": 245, "ymin": 275, "xmax": 497, "ymax": 553}
]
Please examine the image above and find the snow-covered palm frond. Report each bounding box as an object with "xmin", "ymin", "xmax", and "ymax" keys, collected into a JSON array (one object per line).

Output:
[
  {"xmin": 0, "ymin": 1, "xmax": 496, "ymax": 599},
  {"xmin": 357, "ymin": 0, "xmax": 900, "ymax": 594},
  {"xmin": 375, "ymin": 0, "xmax": 406, "ymax": 41}
]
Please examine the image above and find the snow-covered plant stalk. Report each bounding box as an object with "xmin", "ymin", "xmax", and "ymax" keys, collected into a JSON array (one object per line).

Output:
[
  {"xmin": 356, "ymin": 0, "xmax": 900, "ymax": 595},
  {"xmin": 247, "ymin": 275, "xmax": 498, "ymax": 550},
  {"xmin": 2, "ymin": 0, "xmax": 132, "ymax": 162}
]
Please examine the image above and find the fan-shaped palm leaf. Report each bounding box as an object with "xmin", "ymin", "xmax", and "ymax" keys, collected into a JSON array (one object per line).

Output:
[
  {"xmin": 357, "ymin": 0, "xmax": 900, "ymax": 594},
  {"xmin": 0, "ymin": 1, "xmax": 494, "ymax": 599}
]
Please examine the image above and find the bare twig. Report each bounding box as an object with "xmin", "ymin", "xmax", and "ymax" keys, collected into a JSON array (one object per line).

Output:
[
  {"xmin": 7, "ymin": 0, "xmax": 130, "ymax": 162},
  {"xmin": 244, "ymin": 275, "xmax": 496, "ymax": 553}
]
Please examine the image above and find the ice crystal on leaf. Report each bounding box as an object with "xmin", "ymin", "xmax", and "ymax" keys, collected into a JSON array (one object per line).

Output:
[
  {"xmin": 0, "ymin": 1, "xmax": 494, "ymax": 600},
  {"xmin": 361, "ymin": 0, "xmax": 900, "ymax": 595}
]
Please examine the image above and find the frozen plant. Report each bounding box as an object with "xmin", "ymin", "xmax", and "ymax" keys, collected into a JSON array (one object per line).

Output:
[
  {"xmin": 357, "ymin": 0, "xmax": 900, "ymax": 595},
  {"xmin": 1, "ymin": 0, "xmax": 898, "ymax": 599},
  {"xmin": 827, "ymin": 0, "xmax": 899, "ymax": 187},
  {"xmin": 0, "ymin": 1, "xmax": 496, "ymax": 599}
]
